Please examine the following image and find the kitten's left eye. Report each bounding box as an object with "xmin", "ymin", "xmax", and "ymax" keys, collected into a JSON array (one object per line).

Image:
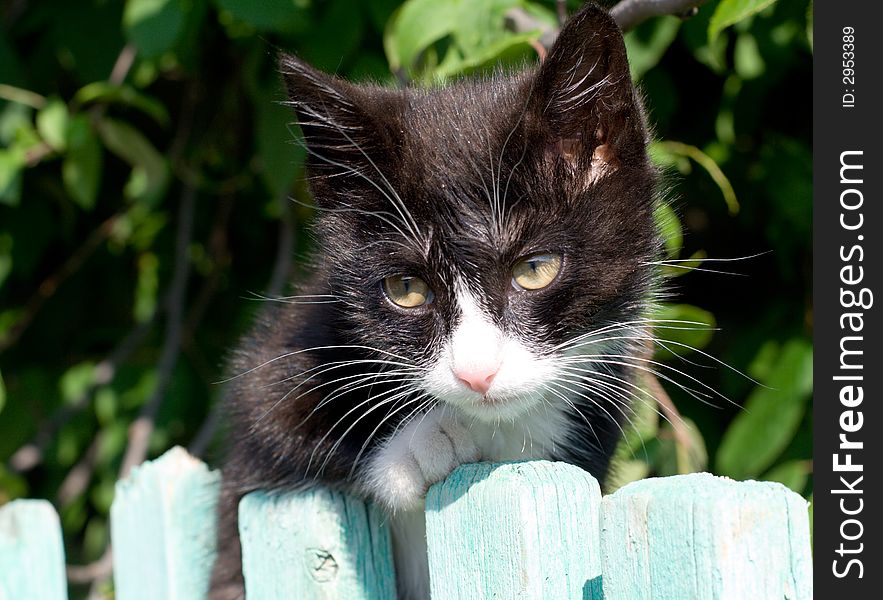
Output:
[
  {"xmin": 512, "ymin": 253, "xmax": 562, "ymax": 290},
  {"xmin": 383, "ymin": 275, "xmax": 434, "ymax": 308}
]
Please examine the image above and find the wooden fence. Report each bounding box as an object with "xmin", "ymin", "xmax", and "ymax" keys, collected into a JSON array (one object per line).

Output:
[{"xmin": 0, "ymin": 446, "xmax": 812, "ymax": 599}]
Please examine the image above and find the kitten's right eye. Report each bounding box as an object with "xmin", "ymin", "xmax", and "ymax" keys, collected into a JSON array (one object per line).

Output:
[
  {"xmin": 512, "ymin": 253, "xmax": 562, "ymax": 290},
  {"xmin": 382, "ymin": 275, "xmax": 433, "ymax": 308}
]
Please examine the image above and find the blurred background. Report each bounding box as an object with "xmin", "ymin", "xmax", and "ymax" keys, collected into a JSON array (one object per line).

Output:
[{"xmin": 0, "ymin": 0, "xmax": 811, "ymax": 596}]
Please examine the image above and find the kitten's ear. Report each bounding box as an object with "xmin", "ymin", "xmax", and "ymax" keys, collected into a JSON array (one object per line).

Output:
[
  {"xmin": 279, "ymin": 53, "xmax": 393, "ymax": 181},
  {"xmin": 532, "ymin": 3, "xmax": 647, "ymax": 177}
]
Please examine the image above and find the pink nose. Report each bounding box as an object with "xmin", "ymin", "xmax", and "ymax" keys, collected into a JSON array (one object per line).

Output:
[{"xmin": 455, "ymin": 367, "xmax": 498, "ymax": 395}]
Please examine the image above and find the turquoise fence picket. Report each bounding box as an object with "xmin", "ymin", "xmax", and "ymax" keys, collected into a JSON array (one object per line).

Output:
[
  {"xmin": 0, "ymin": 500, "xmax": 68, "ymax": 600},
  {"xmin": 600, "ymin": 473, "xmax": 813, "ymax": 599},
  {"xmin": 0, "ymin": 447, "xmax": 812, "ymax": 599},
  {"xmin": 110, "ymin": 446, "xmax": 221, "ymax": 600},
  {"xmin": 238, "ymin": 488, "xmax": 396, "ymax": 599},
  {"xmin": 425, "ymin": 461, "xmax": 603, "ymax": 599}
]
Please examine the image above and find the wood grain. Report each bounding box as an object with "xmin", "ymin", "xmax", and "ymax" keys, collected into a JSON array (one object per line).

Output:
[
  {"xmin": 425, "ymin": 461, "xmax": 603, "ymax": 600},
  {"xmin": 0, "ymin": 499, "xmax": 68, "ymax": 600},
  {"xmin": 600, "ymin": 472, "xmax": 813, "ymax": 599},
  {"xmin": 110, "ymin": 446, "xmax": 220, "ymax": 600},
  {"xmin": 239, "ymin": 488, "xmax": 396, "ymax": 599}
]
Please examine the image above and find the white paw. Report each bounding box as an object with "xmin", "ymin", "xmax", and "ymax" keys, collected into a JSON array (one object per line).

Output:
[{"xmin": 365, "ymin": 409, "xmax": 480, "ymax": 512}]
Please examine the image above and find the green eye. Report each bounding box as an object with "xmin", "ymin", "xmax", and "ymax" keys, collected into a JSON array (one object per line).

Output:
[
  {"xmin": 512, "ymin": 253, "xmax": 562, "ymax": 290},
  {"xmin": 383, "ymin": 275, "xmax": 433, "ymax": 308}
]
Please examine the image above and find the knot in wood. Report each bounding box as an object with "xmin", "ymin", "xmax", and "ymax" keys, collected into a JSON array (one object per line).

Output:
[{"xmin": 304, "ymin": 547, "xmax": 338, "ymax": 582}]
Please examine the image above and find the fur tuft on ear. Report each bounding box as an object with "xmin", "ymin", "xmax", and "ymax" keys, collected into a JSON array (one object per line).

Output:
[
  {"xmin": 278, "ymin": 53, "xmax": 399, "ymax": 184},
  {"xmin": 532, "ymin": 3, "xmax": 648, "ymax": 179}
]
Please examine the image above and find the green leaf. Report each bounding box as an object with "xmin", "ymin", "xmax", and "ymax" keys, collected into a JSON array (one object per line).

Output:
[
  {"xmin": 716, "ymin": 338, "xmax": 813, "ymax": 480},
  {"xmin": 763, "ymin": 459, "xmax": 810, "ymax": 494},
  {"xmin": 121, "ymin": 369, "xmax": 159, "ymax": 411},
  {"xmin": 97, "ymin": 422, "xmax": 128, "ymax": 468},
  {"xmin": 46, "ymin": 1, "xmax": 126, "ymax": 83},
  {"xmin": 72, "ymin": 82, "xmax": 170, "ymax": 127},
  {"xmin": 440, "ymin": 0, "xmax": 540, "ymax": 69},
  {"xmin": 0, "ymin": 233, "xmax": 11, "ymax": 290},
  {"xmin": 651, "ymin": 417, "xmax": 708, "ymax": 476},
  {"xmin": 36, "ymin": 97, "xmax": 69, "ymax": 151},
  {"xmin": 0, "ymin": 102, "xmax": 34, "ymax": 146},
  {"xmin": 384, "ymin": 0, "xmax": 539, "ymax": 80},
  {"xmin": 734, "ymin": 33, "xmax": 765, "ymax": 79},
  {"xmin": 434, "ymin": 31, "xmax": 536, "ymax": 79},
  {"xmin": 619, "ymin": 381, "xmax": 661, "ymax": 455},
  {"xmin": 0, "ymin": 464, "xmax": 27, "ymax": 504},
  {"xmin": 680, "ymin": 2, "xmax": 729, "ymax": 73},
  {"xmin": 606, "ymin": 458, "xmax": 651, "ymax": 492},
  {"xmin": 297, "ymin": 0, "xmax": 365, "ymax": 72},
  {"xmin": 63, "ymin": 115, "xmax": 103, "ymax": 211},
  {"xmin": 759, "ymin": 136, "xmax": 812, "ymax": 254},
  {"xmin": 0, "ymin": 147, "xmax": 26, "ymax": 207},
  {"xmin": 96, "ymin": 117, "xmax": 169, "ymax": 206},
  {"xmin": 662, "ymin": 250, "xmax": 707, "ymax": 279},
  {"xmin": 251, "ymin": 78, "xmax": 303, "ymax": 199},
  {"xmin": 653, "ymin": 140, "xmax": 739, "ymax": 214},
  {"xmin": 367, "ymin": 0, "xmax": 401, "ymax": 33},
  {"xmin": 123, "ymin": 0, "xmax": 187, "ymax": 58},
  {"xmin": 747, "ymin": 339, "xmax": 780, "ymax": 381},
  {"xmin": 709, "ymin": 0, "xmax": 779, "ymax": 43},
  {"xmin": 651, "ymin": 303, "xmax": 716, "ymax": 357},
  {"xmin": 134, "ymin": 252, "xmax": 159, "ymax": 322},
  {"xmin": 83, "ymin": 514, "xmax": 111, "ymax": 556},
  {"xmin": 807, "ymin": 492, "xmax": 813, "ymax": 544},
  {"xmin": 624, "ymin": 16, "xmax": 680, "ymax": 79},
  {"xmin": 94, "ymin": 387, "xmax": 118, "ymax": 426},
  {"xmin": 118, "ymin": 204, "xmax": 168, "ymax": 251},
  {"xmin": 214, "ymin": 0, "xmax": 304, "ymax": 33},
  {"xmin": 806, "ymin": 1, "xmax": 813, "ymax": 50},
  {"xmin": 654, "ymin": 200, "xmax": 682, "ymax": 258},
  {"xmin": 384, "ymin": 0, "xmax": 462, "ymax": 73},
  {"xmin": 60, "ymin": 362, "xmax": 97, "ymax": 405},
  {"xmin": 674, "ymin": 418, "xmax": 708, "ymax": 474},
  {"xmin": 0, "ymin": 309, "xmax": 24, "ymax": 345},
  {"xmin": 0, "ymin": 102, "xmax": 34, "ymax": 207},
  {"xmin": 655, "ymin": 418, "xmax": 708, "ymax": 475}
]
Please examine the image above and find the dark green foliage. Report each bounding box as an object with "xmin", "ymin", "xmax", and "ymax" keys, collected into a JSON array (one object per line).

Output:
[{"xmin": 0, "ymin": 0, "xmax": 811, "ymax": 593}]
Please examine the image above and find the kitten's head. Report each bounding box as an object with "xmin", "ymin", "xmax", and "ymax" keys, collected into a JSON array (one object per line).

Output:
[{"xmin": 281, "ymin": 3, "xmax": 659, "ymax": 423}]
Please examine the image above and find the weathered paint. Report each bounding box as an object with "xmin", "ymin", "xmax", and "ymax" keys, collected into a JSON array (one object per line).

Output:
[
  {"xmin": 0, "ymin": 500, "xmax": 67, "ymax": 600},
  {"xmin": 600, "ymin": 473, "xmax": 813, "ymax": 599},
  {"xmin": 4, "ymin": 453, "xmax": 814, "ymax": 600},
  {"xmin": 110, "ymin": 446, "xmax": 220, "ymax": 600},
  {"xmin": 425, "ymin": 461, "xmax": 603, "ymax": 600},
  {"xmin": 239, "ymin": 487, "xmax": 396, "ymax": 599}
]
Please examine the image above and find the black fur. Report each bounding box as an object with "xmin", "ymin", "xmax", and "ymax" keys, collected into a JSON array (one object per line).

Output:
[{"xmin": 210, "ymin": 4, "xmax": 659, "ymax": 598}]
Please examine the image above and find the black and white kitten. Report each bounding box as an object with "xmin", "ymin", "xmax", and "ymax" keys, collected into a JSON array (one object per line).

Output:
[{"xmin": 211, "ymin": 3, "xmax": 659, "ymax": 599}]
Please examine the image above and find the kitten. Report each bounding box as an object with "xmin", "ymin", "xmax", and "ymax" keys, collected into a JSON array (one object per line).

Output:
[{"xmin": 210, "ymin": 3, "xmax": 659, "ymax": 598}]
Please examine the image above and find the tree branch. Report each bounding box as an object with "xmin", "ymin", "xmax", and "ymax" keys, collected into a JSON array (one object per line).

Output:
[
  {"xmin": 189, "ymin": 191, "xmax": 297, "ymax": 459},
  {"xmin": 556, "ymin": 0, "xmax": 568, "ymax": 25},
  {"xmin": 118, "ymin": 184, "xmax": 196, "ymax": 479},
  {"xmin": 640, "ymin": 338, "xmax": 702, "ymax": 472},
  {"xmin": 67, "ymin": 548, "xmax": 114, "ymax": 585},
  {"xmin": 266, "ymin": 193, "xmax": 297, "ymax": 298},
  {"xmin": 57, "ymin": 433, "xmax": 102, "ymax": 507},
  {"xmin": 109, "ymin": 44, "xmax": 137, "ymax": 86},
  {"xmin": 610, "ymin": 0, "xmax": 708, "ymax": 32},
  {"xmin": 0, "ymin": 213, "xmax": 120, "ymax": 353},
  {"xmin": 181, "ymin": 194, "xmax": 233, "ymax": 344},
  {"xmin": 508, "ymin": 0, "xmax": 707, "ymax": 51},
  {"xmin": 8, "ymin": 317, "xmax": 153, "ymax": 473},
  {"xmin": 188, "ymin": 400, "xmax": 223, "ymax": 459}
]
